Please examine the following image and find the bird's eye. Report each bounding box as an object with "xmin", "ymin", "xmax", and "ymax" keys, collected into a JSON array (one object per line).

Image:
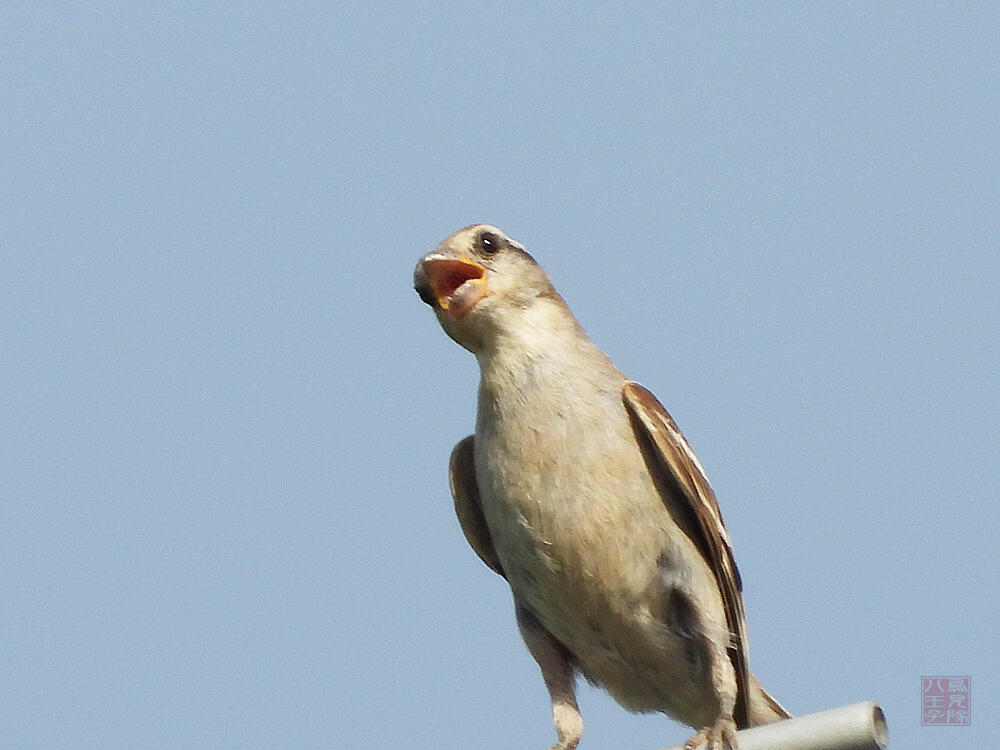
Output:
[{"xmin": 479, "ymin": 232, "xmax": 501, "ymax": 254}]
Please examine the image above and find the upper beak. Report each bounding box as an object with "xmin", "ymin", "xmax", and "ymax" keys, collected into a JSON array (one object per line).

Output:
[{"xmin": 414, "ymin": 254, "xmax": 488, "ymax": 318}]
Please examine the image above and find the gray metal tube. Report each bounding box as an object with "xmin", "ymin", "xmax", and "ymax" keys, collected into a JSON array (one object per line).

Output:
[{"xmin": 661, "ymin": 701, "xmax": 888, "ymax": 750}]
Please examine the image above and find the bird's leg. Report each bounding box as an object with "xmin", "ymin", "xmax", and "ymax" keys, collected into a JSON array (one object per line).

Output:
[
  {"xmin": 682, "ymin": 637, "xmax": 739, "ymax": 750},
  {"xmin": 516, "ymin": 606, "xmax": 583, "ymax": 750}
]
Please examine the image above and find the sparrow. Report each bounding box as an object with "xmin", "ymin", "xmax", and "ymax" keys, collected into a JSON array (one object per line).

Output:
[{"xmin": 413, "ymin": 225, "xmax": 790, "ymax": 750}]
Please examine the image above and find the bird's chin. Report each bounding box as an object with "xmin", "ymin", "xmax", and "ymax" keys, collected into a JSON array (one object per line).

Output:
[{"xmin": 436, "ymin": 307, "xmax": 485, "ymax": 354}]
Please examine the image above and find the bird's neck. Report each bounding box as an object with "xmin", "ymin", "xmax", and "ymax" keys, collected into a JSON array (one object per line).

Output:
[{"xmin": 474, "ymin": 297, "xmax": 619, "ymax": 404}]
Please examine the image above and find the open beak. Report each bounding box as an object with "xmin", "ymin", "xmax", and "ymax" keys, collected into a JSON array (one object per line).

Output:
[{"xmin": 415, "ymin": 255, "xmax": 488, "ymax": 318}]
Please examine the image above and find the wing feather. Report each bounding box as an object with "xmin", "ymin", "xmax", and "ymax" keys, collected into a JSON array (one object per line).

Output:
[
  {"xmin": 622, "ymin": 381, "xmax": 750, "ymax": 728},
  {"xmin": 449, "ymin": 435, "xmax": 506, "ymax": 578}
]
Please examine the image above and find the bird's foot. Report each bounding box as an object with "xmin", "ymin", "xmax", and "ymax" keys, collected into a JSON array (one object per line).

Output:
[
  {"xmin": 544, "ymin": 700, "xmax": 582, "ymax": 750},
  {"xmin": 682, "ymin": 715, "xmax": 738, "ymax": 750}
]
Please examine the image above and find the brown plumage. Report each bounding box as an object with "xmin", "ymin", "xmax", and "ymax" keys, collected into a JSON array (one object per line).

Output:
[{"xmin": 414, "ymin": 225, "xmax": 790, "ymax": 750}]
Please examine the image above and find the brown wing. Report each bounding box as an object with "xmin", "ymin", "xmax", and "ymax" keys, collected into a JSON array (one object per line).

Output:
[
  {"xmin": 449, "ymin": 435, "xmax": 506, "ymax": 578},
  {"xmin": 622, "ymin": 381, "xmax": 750, "ymax": 728}
]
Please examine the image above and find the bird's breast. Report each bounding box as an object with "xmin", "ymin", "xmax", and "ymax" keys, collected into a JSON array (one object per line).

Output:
[{"xmin": 473, "ymin": 384, "xmax": 669, "ymax": 622}]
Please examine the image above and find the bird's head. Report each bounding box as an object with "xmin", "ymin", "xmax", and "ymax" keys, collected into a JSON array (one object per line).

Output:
[{"xmin": 414, "ymin": 224, "xmax": 560, "ymax": 353}]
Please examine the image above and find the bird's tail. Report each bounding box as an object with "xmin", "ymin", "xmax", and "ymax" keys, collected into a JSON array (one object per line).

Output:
[{"xmin": 747, "ymin": 673, "xmax": 793, "ymax": 726}]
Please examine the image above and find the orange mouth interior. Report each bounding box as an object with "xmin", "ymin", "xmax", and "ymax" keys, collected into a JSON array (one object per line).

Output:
[{"xmin": 422, "ymin": 258, "xmax": 486, "ymax": 313}]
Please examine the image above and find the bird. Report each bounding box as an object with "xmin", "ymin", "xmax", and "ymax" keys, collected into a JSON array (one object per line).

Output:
[{"xmin": 413, "ymin": 224, "xmax": 790, "ymax": 750}]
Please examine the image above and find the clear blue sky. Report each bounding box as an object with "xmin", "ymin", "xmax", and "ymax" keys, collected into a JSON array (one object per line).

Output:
[{"xmin": 3, "ymin": 3, "xmax": 998, "ymax": 748}]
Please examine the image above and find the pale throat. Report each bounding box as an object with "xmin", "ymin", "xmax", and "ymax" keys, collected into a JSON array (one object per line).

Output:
[{"xmin": 474, "ymin": 299, "xmax": 586, "ymax": 397}]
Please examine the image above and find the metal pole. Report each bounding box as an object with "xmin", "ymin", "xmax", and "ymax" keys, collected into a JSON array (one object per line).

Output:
[{"xmin": 661, "ymin": 701, "xmax": 888, "ymax": 750}]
